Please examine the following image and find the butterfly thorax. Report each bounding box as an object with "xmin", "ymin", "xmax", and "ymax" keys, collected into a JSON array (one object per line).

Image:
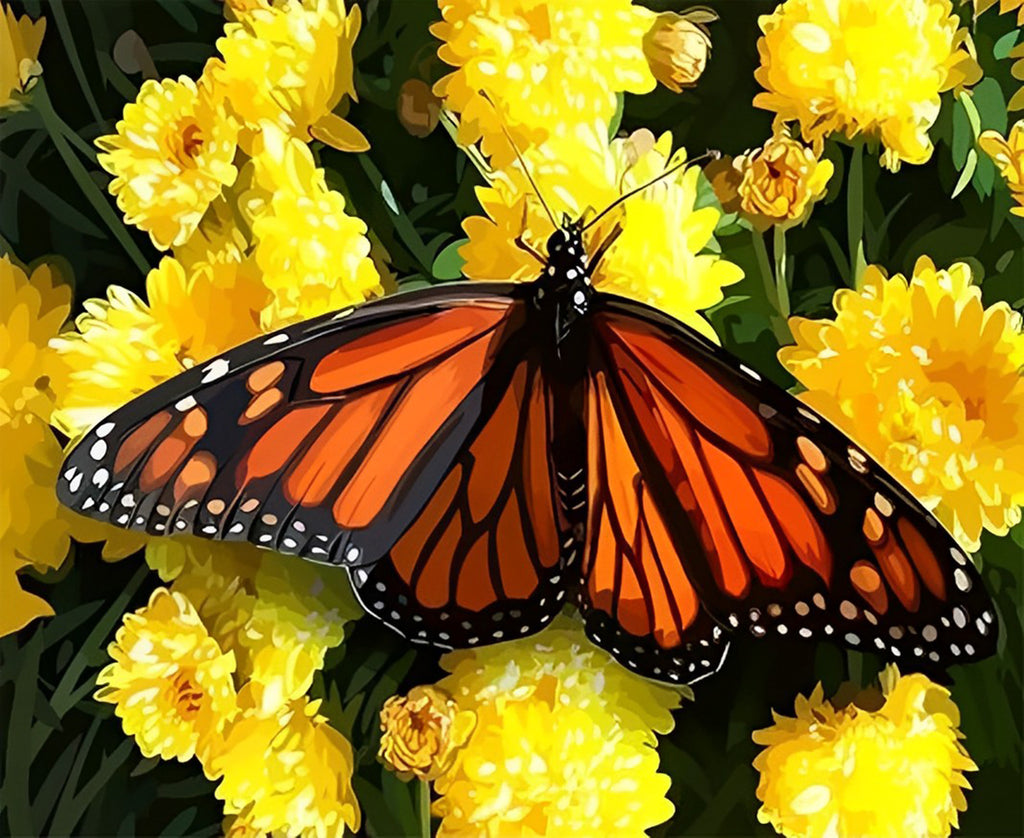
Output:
[{"xmin": 534, "ymin": 224, "xmax": 594, "ymax": 346}]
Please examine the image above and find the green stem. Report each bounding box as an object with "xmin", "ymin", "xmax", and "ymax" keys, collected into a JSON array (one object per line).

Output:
[
  {"xmin": 49, "ymin": 0, "xmax": 105, "ymax": 128},
  {"xmin": 846, "ymin": 142, "xmax": 866, "ymax": 287},
  {"xmin": 419, "ymin": 779, "xmax": 432, "ymax": 838},
  {"xmin": 751, "ymin": 229, "xmax": 791, "ymax": 345},
  {"xmin": 772, "ymin": 224, "xmax": 791, "ymax": 320},
  {"xmin": 34, "ymin": 81, "xmax": 151, "ymax": 276}
]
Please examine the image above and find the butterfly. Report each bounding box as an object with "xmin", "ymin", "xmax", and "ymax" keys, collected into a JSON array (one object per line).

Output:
[{"xmin": 57, "ymin": 212, "xmax": 998, "ymax": 686}]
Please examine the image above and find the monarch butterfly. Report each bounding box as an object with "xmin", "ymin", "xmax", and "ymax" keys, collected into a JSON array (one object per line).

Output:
[{"xmin": 57, "ymin": 201, "xmax": 997, "ymax": 686}]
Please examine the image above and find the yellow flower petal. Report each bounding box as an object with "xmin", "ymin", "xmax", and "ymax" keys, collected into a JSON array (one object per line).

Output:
[
  {"xmin": 210, "ymin": 686, "xmax": 360, "ymax": 836},
  {"xmin": 432, "ymin": 618, "xmax": 681, "ymax": 836},
  {"xmin": 0, "ymin": 2, "xmax": 45, "ymax": 109},
  {"xmin": 753, "ymin": 666, "xmax": 977, "ymax": 838}
]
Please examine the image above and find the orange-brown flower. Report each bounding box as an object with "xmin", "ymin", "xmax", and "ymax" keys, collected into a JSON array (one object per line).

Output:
[{"xmin": 379, "ymin": 685, "xmax": 476, "ymax": 781}]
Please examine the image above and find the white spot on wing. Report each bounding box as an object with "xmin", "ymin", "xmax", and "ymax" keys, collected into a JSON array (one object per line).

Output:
[{"xmin": 200, "ymin": 358, "xmax": 230, "ymax": 383}]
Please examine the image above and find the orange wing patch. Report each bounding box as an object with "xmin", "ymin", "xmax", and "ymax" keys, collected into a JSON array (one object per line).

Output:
[{"xmin": 585, "ymin": 371, "xmax": 707, "ymax": 649}]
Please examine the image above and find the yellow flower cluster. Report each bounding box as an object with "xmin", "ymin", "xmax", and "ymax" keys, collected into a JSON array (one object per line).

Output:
[
  {"xmin": 753, "ymin": 666, "xmax": 976, "ymax": 838},
  {"xmin": 93, "ymin": 0, "xmax": 380, "ymax": 320},
  {"xmin": 780, "ymin": 256, "xmax": 1024, "ymax": 550},
  {"xmin": 98, "ymin": 541, "xmax": 365, "ymax": 835},
  {"xmin": 405, "ymin": 619, "xmax": 684, "ymax": 837},
  {"xmin": 432, "ymin": 0, "xmax": 657, "ymax": 167},
  {"xmin": 979, "ymin": 120, "xmax": 1024, "ymax": 216},
  {"xmin": 0, "ymin": 255, "xmax": 75, "ymax": 636},
  {"xmin": 754, "ymin": 0, "xmax": 980, "ymax": 170}
]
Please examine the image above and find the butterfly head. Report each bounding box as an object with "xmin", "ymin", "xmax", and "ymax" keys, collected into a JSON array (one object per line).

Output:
[{"xmin": 541, "ymin": 217, "xmax": 589, "ymax": 290}]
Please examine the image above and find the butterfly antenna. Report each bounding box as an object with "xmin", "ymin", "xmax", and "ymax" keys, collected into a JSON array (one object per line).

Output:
[
  {"xmin": 582, "ymin": 148, "xmax": 721, "ymax": 231},
  {"xmin": 479, "ymin": 91, "xmax": 559, "ymax": 229}
]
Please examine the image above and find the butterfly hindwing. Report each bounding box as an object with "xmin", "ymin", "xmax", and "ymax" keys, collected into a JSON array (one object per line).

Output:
[
  {"xmin": 580, "ymin": 364, "xmax": 729, "ymax": 683},
  {"xmin": 585, "ymin": 296, "xmax": 996, "ymax": 673},
  {"xmin": 58, "ymin": 284, "xmax": 528, "ymax": 568},
  {"xmin": 349, "ymin": 356, "xmax": 580, "ymax": 648}
]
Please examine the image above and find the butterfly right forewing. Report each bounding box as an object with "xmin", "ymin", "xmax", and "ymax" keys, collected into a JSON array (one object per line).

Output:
[{"xmin": 580, "ymin": 294, "xmax": 996, "ymax": 679}]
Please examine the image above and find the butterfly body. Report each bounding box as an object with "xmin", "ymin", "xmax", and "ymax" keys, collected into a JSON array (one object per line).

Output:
[{"xmin": 58, "ymin": 222, "xmax": 998, "ymax": 685}]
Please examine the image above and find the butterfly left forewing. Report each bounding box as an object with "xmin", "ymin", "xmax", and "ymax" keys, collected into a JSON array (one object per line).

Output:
[
  {"xmin": 58, "ymin": 284, "xmax": 526, "ymax": 567},
  {"xmin": 584, "ymin": 296, "xmax": 997, "ymax": 671}
]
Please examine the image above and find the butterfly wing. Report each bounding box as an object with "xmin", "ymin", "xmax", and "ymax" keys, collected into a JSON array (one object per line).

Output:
[
  {"xmin": 349, "ymin": 354, "xmax": 580, "ymax": 648},
  {"xmin": 581, "ymin": 294, "xmax": 996, "ymax": 683},
  {"xmin": 59, "ymin": 284, "xmax": 532, "ymax": 569}
]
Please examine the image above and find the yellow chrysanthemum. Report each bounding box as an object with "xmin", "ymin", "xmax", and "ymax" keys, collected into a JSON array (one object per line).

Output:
[
  {"xmin": 735, "ymin": 129, "xmax": 834, "ymax": 230},
  {"xmin": 96, "ymin": 588, "xmax": 238, "ymax": 763},
  {"xmin": 780, "ymin": 256, "xmax": 1024, "ymax": 550},
  {"xmin": 51, "ymin": 255, "xmax": 268, "ymax": 439},
  {"xmin": 210, "ymin": 685, "xmax": 360, "ymax": 836},
  {"xmin": 978, "ymin": 120, "xmax": 1024, "ymax": 217},
  {"xmin": 754, "ymin": 0, "xmax": 980, "ymax": 170},
  {"xmin": 240, "ymin": 555, "xmax": 361, "ymax": 711},
  {"xmin": 1, "ymin": 256, "xmax": 69, "ymax": 428},
  {"xmin": 753, "ymin": 665, "xmax": 976, "ymax": 838},
  {"xmin": 379, "ymin": 685, "xmax": 476, "ymax": 781},
  {"xmin": 431, "ymin": 618, "xmax": 681, "ymax": 836},
  {"xmin": 150, "ymin": 536, "xmax": 361, "ymax": 712},
  {"xmin": 431, "ymin": 0, "xmax": 656, "ymax": 167},
  {"xmin": 97, "ymin": 76, "xmax": 240, "ymax": 249},
  {"xmin": 0, "ymin": 1, "xmax": 45, "ymax": 109},
  {"xmin": 210, "ymin": 0, "xmax": 368, "ymax": 152},
  {"xmin": 173, "ymin": 189, "xmax": 253, "ymax": 269},
  {"xmin": 461, "ymin": 126, "xmax": 743, "ymax": 341},
  {"xmin": 248, "ymin": 123, "xmax": 382, "ymax": 327},
  {"xmin": 0, "ymin": 255, "xmax": 75, "ymax": 636}
]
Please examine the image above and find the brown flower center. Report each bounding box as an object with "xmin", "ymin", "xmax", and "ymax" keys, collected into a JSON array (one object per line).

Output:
[{"xmin": 171, "ymin": 669, "xmax": 204, "ymax": 720}]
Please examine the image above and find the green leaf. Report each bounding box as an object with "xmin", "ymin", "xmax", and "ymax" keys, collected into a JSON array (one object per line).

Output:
[
  {"xmin": 972, "ymin": 78, "xmax": 1008, "ymax": 134},
  {"xmin": 994, "ymin": 29, "xmax": 1020, "ymax": 61},
  {"xmin": 608, "ymin": 93, "xmax": 625, "ymax": 138},
  {"xmin": 959, "ymin": 91, "xmax": 982, "ymax": 140},
  {"xmin": 953, "ymin": 148, "xmax": 978, "ymax": 198},
  {"xmin": 432, "ymin": 238, "xmax": 468, "ymax": 281}
]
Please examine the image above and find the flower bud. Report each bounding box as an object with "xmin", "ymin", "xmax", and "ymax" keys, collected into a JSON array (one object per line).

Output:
[
  {"xmin": 735, "ymin": 130, "xmax": 833, "ymax": 229},
  {"xmin": 379, "ymin": 685, "xmax": 475, "ymax": 781},
  {"xmin": 643, "ymin": 10, "xmax": 714, "ymax": 93},
  {"xmin": 398, "ymin": 79, "xmax": 443, "ymax": 138}
]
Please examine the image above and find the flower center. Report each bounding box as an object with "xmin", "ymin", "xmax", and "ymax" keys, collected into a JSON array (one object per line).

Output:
[
  {"xmin": 169, "ymin": 120, "xmax": 205, "ymax": 167},
  {"xmin": 171, "ymin": 669, "xmax": 204, "ymax": 720}
]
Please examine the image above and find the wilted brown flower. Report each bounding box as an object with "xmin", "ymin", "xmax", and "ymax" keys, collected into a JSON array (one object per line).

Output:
[
  {"xmin": 379, "ymin": 685, "xmax": 475, "ymax": 782},
  {"xmin": 643, "ymin": 9, "xmax": 714, "ymax": 93},
  {"xmin": 736, "ymin": 130, "xmax": 833, "ymax": 229},
  {"xmin": 703, "ymin": 154, "xmax": 744, "ymax": 214},
  {"xmin": 397, "ymin": 78, "xmax": 443, "ymax": 138}
]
